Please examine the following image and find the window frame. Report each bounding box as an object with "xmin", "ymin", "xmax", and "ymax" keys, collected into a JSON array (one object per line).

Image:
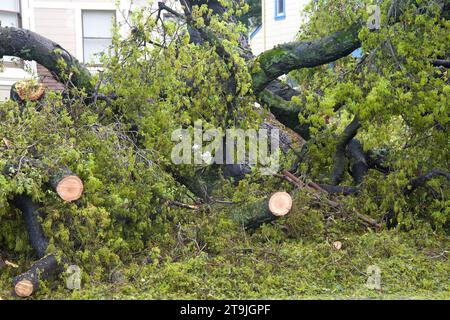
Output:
[
  {"xmin": 0, "ymin": 0, "xmax": 22, "ymax": 67},
  {"xmin": 81, "ymin": 9, "xmax": 116, "ymax": 65},
  {"xmin": 274, "ymin": 0, "xmax": 286, "ymax": 21},
  {"xmin": 0, "ymin": 0, "xmax": 22, "ymax": 28}
]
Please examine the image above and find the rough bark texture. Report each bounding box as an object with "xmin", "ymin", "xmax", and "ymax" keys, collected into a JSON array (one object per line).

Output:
[
  {"xmin": 228, "ymin": 192, "xmax": 293, "ymax": 229},
  {"xmin": 403, "ymin": 169, "xmax": 450, "ymax": 196},
  {"xmin": 11, "ymin": 195, "xmax": 48, "ymax": 258},
  {"xmin": 0, "ymin": 26, "xmax": 93, "ymax": 93},
  {"xmin": 252, "ymin": 23, "xmax": 362, "ymax": 94},
  {"xmin": 230, "ymin": 197, "xmax": 279, "ymax": 230},
  {"xmin": 265, "ymin": 79, "xmax": 302, "ymax": 101},
  {"xmin": 346, "ymin": 139, "xmax": 368, "ymax": 185},
  {"xmin": 13, "ymin": 253, "xmax": 63, "ymax": 297},
  {"xmin": 258, "ymin": 89, "xmax": 307, "ymax": 136},
  {"xmin": 330, "ymin": 117, "xmax": 361, "ymax": 185}
]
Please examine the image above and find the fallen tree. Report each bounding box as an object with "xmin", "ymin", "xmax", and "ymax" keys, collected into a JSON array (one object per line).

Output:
[{"xmin": 0, "ymin": 0, "xmax": 448, "ymax": 297}]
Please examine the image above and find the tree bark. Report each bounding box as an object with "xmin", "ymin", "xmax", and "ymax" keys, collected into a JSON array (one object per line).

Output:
[
  {"xmin": 403, "ymin": 169, "xmax": 450, "ymax": 196},
  {"xmin": 346, "ymin": 139, "xmax": 368, "ymax": 185},
  {"xmin": 0, "ymin": 26, "xmax": 93, "ymax": 93},
  {"xmin": 252, "ymin": 23, "xmax": 362, "ymax": 94},
  {"xmin": 11, "ymin": 195, "xmax": 48, "ymax": 259},
  {"xmin": 13, "ymin": 253, "xmax": 63, "ymax": 297},
  {"xmin": 330, "ymin": 117, "xmax": 361, "ymax": 185}
]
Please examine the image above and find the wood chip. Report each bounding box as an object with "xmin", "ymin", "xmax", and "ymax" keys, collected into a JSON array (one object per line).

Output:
[
  {"xmin": 332, "ymin": 241, "xmax": 342, "ymax": 250},
  {"xmin": 5, "ymin": 260, "xmax": 19, "ymax": 268},
  {"xmin": 2, "ymin": 138, "xmax": 11, "ymax": 148}
]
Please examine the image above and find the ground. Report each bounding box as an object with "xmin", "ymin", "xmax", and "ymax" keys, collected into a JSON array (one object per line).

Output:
[{"xmin": 1, "ymin": 225, "xmax": 448, "ymax": 300}]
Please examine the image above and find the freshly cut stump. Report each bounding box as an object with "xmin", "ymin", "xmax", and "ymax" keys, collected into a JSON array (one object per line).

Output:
[
  {"xmin": 268, "ymin": 192, "xmax": 293, "ymax": 217},
  {"xmin": 55, "ymin": 175, "xmax": 84, "ymax": 202},
  {"xmin": 14, "ymin": 280, "xmax": 34, "ymax": 297},
  {"xmin": 231, "ymin": 191, "xmax": 293, "ymax": 229},
  {"xmin": 13, "ymin": 253, "xmax": 63, "ymax": 298}
]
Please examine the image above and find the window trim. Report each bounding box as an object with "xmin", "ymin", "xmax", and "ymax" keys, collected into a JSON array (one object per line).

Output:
[
  {"xmin": 274, "ymin": 0, "xmax": 286, "ymax": 21},
  {"xmin": 81, "ymin": 9, "xmax": 116, "ymax": 64},
  {"xmin": 0, "ymin": 0, "xmax": 23, "ymax": 68},
  {"xmin": 0, "ymin": 0, "xmax": 22, "ymax": 28}
]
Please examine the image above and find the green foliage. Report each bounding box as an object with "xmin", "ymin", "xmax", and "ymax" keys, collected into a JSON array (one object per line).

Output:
[
  {"xmin": 291, "ymin": 0, "xmax": 449, "ymax": 229},
  {"xmin": 0, "ymin": 0, "xmax": 448, "ymax": 299}
]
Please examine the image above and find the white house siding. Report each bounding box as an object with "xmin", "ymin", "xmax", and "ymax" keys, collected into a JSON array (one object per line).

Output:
[
  {"xmin": 0, "ymin": 0, "xmax": 33, "ymax": 100},
  {"xmin": 249, "ymin": 26, "xmax": 265, "ymax": 56},
  {"xmin": 0, "ymin": 0, "xmax": 181, "ymax": 100},
  {"xmin": 250, "ymin": 0, "xmax": 310, "ymax": 56},
  {"xmin": 0, "ymin": 0, "xmax": 129, "ymax": 100},
  {"xmin": 34, "ymin": 8, "xmax": 77, "ymax": 56},
  {"xmin": 0, "ymin": 62, "xmax": 33, "ymax": 101}
]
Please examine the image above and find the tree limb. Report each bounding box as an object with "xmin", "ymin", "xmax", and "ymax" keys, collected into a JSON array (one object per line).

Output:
[
  {"xmin": 0, "ymin": 26, "xmax": 93, "ymax": 93},
  {"xmin": 403, "ymin": 169, "xmax": 450, "ymax": 196},
  {"xmin": 252, "ymin": 23, "xmax": 362, "ymax": 94},
  {"xmin": 330, "ymin": 117, "xmax": 361, "ymax": 185},
  {"xmin": 346, "ymin": 139, "xmax": 368, "ymax": 185},
  {"xmin": 11, "ymin": 195, "xmax": 48, "ymax": 258}
]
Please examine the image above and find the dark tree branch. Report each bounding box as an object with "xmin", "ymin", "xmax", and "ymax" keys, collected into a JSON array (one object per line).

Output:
[
  {"xmin": 9, "ymin": 195, "xmax": 68, "ymax": 297},
  {"xmin": 258, "ymin": 89, "xmax": 304, "ymax": 131},
  {"xmin": 432, "ymin": 59, "xmax": 450, "ymax": 68},
  {"xmin": 252, "ymin": 23, "xmax": 362, "ymax": 94},
  {"xmin": 0, "ymin": 26, "xmax": 93, "ymax": 93},
  {"xmin": 265, "ymin": 79, "xmax": 301, "ymax": 101},
  {"xmin": 346, "ymin": 139, "xmax": 368, "ymax": 185},
  {"xmin": 13, "ymin": 253, "xmax": 64, "ymax": 297},
  {"xmin": 403, "ymin": 169, "xmax": 450, "ymax": 196},
  {"xmin": 330, "ymin": 117, "xmax": 361, "ymax": 185},
  {"xmin": 366, "ymin": 149, "xmax": 391, "ymax": 174},
  {"xmin": 11, "ymin": 195, "xmax": 48, "ymax": 258}
]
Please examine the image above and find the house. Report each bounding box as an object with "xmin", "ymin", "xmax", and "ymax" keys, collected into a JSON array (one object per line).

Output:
[
  {"xmin": 0, "ymin": 0, "xmax": 179, "ymax": 101},
  {"xmin": 249, "ymin": 0, "xmax": 311, "ymax": 56}
]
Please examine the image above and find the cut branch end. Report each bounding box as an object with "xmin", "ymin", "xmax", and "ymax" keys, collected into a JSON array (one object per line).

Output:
[
  {"xmin": 268, "ymin": 192, "xmax": 293, "ymax": 217},
  {"xmin": 15, "ymin": 280, "xmax": 34, "ymax": 297},
  {"xmin": 56, "ymin": 175, "xmax": 84, "ymax": 202}
]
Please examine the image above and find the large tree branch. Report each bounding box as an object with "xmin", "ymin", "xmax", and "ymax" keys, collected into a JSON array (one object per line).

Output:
[
  {"xmin": 252, "ymin": 23, "xmax": 362, "ymax": 94},
  {"xmin": 253, "ymin": 0, "xmax": 450, "ymax": 95},
  {"xmin": 330, "ymin": 117, "xmax": 361, "ymax": 185},
  {"xmin": 265, "ymin": 79, "xmax": 302, "ymax": 101},
  {"xmin": 403, "ymin": 169, "xmax": 450, "ymax": 196},
  {"xmin": 0, "ymin": 26, "xmax": 93, "ymax": 93},
  {"xmin": 346, "ymin": 139, "xmax": 369, "ymax": 185},
  {"xmin": 11, "ymin": 195, "xmax": 48, "ymax": 258}
]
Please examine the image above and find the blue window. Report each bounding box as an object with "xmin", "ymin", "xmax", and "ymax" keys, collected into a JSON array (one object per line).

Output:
[{"xmin": 275, "ymin": 0, "xmax": 286, "ymax": 20}]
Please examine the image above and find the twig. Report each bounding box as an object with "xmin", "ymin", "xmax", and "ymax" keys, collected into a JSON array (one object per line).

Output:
[{"xmin": 167, "ymin": 200, "xmax": 201, "ymax": 210}]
